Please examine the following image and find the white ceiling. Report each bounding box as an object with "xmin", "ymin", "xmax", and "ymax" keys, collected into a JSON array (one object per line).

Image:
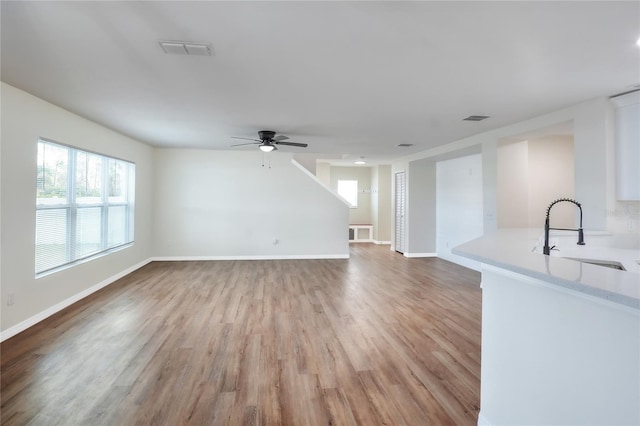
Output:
[{"xmin": 2, "ymin": 1, "xmax": 639, "ymax": 164}]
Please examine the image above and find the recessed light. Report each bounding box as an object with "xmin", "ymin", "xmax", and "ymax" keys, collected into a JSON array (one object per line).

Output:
[
  {"xmin": 636, "ymin": 37, "xmax": 640, "ymax": 47},
  {"xmin": 354, "ymin": 160, "xmax": 366, "ymax": 165}
]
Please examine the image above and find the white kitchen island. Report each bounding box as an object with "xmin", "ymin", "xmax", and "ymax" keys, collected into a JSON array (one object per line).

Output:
[{"xmin": 454, "ymin": 229, "xmax": 640, "ymax": 426}]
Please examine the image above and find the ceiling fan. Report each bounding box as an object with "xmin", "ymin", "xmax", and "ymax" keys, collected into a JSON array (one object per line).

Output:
[{"xmin": 231, "ymin": 130, "xmax": 308, "ymax": 152}]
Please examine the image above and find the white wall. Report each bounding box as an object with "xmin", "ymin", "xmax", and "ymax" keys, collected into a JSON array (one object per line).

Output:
[
  {"xmin": 371, "ymin": 166, "xmax": 380, "ymax": 240},
  {"xmin": 497, "ymin": 141, "xmax": 529, "ymax": 228},
  {"xmin": 369, "ymin": 165, "xmax": 392, "ymax": 243},
  {"xmin": 316, "ymin": 161, "xmax": 331, "ymax": 187},
  {"xmin": 374, "ymin": 165, "xmax": 392, "ymax": 242},
  {"xmin": 1, "ymin": 83, "xmax": 154, "ymax": 334},
  {"xmin": 482, "ymin": 140, "xmax": 498, "ymax": 234},
  {"xmin": 497, "ymin": 135, "xmax": 575, "ymax": 228},
  {"xmin": 407, "ymin": 158, "xmax": 436, "ymax": 255},
  {"xmin": 436, "ymin": 154, "xmax": 483, "ymax": 270},
  {"xmin": 152, "ymin": 149, "xmax": 349, "ymax": 258},
  {"xmin": 291, "ymin": 153, "xmax": 318, "ymax": 175},
  {"xmin": 528, "ymin": 135, "xmax": 575, "ymax": 228}
]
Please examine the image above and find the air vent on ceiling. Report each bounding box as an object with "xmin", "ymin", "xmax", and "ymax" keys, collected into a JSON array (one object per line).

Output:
[
  {"xmin": 397, "ymin": 143, "xmax": 413, "ymax": 147},
  {"xmin": 159, "ymin": 41, "xmax": 213, "ymax": 56},
  {"xmin": 463, "ymin": 115, "xmax": 490, "ymax": 121}
]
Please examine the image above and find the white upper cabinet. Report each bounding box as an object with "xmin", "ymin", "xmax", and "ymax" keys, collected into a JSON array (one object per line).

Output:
[{"xmin": 611, "ymin": 91, "xmax": 640, "ymax": 200}]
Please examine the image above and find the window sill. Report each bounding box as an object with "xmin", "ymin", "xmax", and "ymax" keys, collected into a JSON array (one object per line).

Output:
[{"xmin": 35, "ymin": 242, "xmax": 134, "ymax": 279}]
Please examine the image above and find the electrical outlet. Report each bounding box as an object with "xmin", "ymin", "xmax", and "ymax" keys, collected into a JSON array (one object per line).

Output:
[{"xmin": 7, "ymin": 293, "xmax": 15, "ymax": 306}]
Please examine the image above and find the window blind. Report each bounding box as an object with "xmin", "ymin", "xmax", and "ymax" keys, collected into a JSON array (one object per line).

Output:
[{"xmin": 35, "ymin": 139, "xmax": 135, "ymax": 275}]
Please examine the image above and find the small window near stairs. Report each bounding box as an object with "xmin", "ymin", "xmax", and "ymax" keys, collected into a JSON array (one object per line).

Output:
[{"xmin": 337, "ymin": 180, "xmax": 358, "ymax": 208}]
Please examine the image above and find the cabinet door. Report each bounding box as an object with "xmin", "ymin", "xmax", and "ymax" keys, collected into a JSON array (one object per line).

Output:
[{"xmin": 612, "ymin": 91, "xmax": 640, "ymax": 200}]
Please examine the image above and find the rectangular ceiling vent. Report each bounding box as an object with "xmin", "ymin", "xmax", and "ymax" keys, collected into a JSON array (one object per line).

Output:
[
  {"xmin": 397, "ymin": 143, "xmax": 413, "ymax": 147},
  {"xmin": 159, "ymin": 41, "xmax": 213, "ymax": 56},
  {"xmin": 463, "ymin": 115, "xmax": 490, "ymax": 121}
]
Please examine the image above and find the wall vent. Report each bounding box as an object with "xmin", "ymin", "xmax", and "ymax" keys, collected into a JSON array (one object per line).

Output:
[
  {"xmin": 397, "ymin": 143, "xmax": 413, "ymax": 147},
  {"xmin": 463, "ymin": 115, "xmax": 490, "ymax": 121}
]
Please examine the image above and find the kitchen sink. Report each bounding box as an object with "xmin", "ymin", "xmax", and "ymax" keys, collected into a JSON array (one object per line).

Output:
[{"xmin": 564, "ymin": 257, "xmax": 626, "ymax": 271}]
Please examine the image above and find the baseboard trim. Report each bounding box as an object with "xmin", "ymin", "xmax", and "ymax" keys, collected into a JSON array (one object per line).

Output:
[
  {"xmin": 0, "ymin": 259, "xmax": 152, "ymax": 342},
  {"xmin": 373, "ymin": 240, "xmax": 391, "ymax": 245},
  {"xmin": 150, "ymin": 254, "xmax": 350, "ymax": 261},
  {"xmin": 403, "ymin": 252, "xmax": 437, "ymax": 258},
  {"xmin": 477, "ymin": 412, "xmax": 492, "ymax": 426}
]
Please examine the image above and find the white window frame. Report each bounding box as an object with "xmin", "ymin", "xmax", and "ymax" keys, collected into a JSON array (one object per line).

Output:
[
  {"xmin": 337, "ymin": 179, "xmax": 358, "ymax": 208},
  {"xmin": 35, "ymin": 139, "xmax": 135, "ymax": 276}
]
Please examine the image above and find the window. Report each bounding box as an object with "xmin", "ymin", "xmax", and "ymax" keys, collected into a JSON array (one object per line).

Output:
[
  {"xmin": 36, "ymin": 139, "xmax": 135, "ymax": 275},
  {"xmin": 337, "ymin": 179, "xmax": 358, "ymax": 207}
]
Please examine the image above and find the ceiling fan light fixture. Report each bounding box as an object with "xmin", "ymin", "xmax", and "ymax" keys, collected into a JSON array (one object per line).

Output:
[{"xmin": 231, "ymin": 131, "xmax": 306, "ymax": 151}]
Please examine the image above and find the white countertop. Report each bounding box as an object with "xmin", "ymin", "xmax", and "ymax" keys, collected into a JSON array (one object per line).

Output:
[{"xmin": 453, "ymin": 228, "xmax": 640, "ymax": 309}]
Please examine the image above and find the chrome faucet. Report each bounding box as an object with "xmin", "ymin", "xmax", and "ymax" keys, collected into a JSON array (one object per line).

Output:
[{"xmin": 543, "ymin": 198, "xmax": 585, "ymax": 255}]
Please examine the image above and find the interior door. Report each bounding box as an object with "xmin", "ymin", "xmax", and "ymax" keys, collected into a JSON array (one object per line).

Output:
[{"xmin": 395, "ymin": 171, "xmax": 406, "ymax": 253}]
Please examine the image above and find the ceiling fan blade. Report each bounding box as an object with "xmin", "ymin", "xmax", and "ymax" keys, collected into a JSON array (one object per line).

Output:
[
  {"xmin": 231, "ymin": 142, "xmax": 260, "ymax": 147},
  {"xmin": 274, "ymin": 141, "xmax": 308, "ymax": 148},
  {"xmin": 231, "ymin": 136, "xmax": 260, "ymax": 142},
  {"xmin": 274, "ymin": 135, "xmax": 289, "ymax": 141}
]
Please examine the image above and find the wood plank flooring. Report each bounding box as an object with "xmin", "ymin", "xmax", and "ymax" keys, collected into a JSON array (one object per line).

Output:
[{"xmin": 1, "ymin": 244, "xmax": 482, "ymax": 425}]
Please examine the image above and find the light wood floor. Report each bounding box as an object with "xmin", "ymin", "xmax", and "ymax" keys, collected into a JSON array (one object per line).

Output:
[{"xmin": 1, "ymin": 244, "xmax": 482, "ymax": 425}]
